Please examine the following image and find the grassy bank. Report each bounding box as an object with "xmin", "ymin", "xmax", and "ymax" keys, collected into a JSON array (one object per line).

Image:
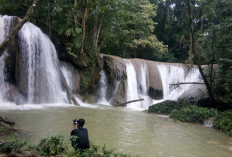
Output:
[
  {"xmin": 0, "ymin": 132, "xmax": 137, "ymax": 157},
  {"xmin": 148, "ymin": 100, "xmax": 232, "ymax": 135}
]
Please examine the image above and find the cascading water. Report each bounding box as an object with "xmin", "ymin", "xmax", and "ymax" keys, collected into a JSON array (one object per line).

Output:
[
  {"xmin": 109, "ymin": 80, "xmax": 121, "ymax": 103},
  {"xmin": 0, "ymin": 15, "xmax": 67, "ymax": 104},
  {"xmin": 0, "ymin": 16, "xmax": 6, "ymax": 102},
  {"xmin": 125, "ymin": 60, "xmax": 141, "ymax": 108},
  {"xmin": 18, "ymin": 19, "xmax": 66, "ymax": 103},
  {"xmin": 156, "ymin": 64, "xmax": 202, "ymax": 102},
  {"xmin": 97, "ymin": 70, "xmax": 109, "ymax": 104},
  {"xmin": 124, "ymin": 60, "xmax": 152, "ymax": 109}
]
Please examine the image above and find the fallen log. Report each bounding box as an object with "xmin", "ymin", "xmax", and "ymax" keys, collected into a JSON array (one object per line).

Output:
[
  {"xmin": 169, "ymin": 82, "xmax": 204, "ymax": 87},
  {"xmin": 59, "ymin": 67, "xmax": 80, "ymax": 106},
  {"xmin": 0, "ymin": 116, "xmax": 15, "ymax": 126},
  {"xmin": 114, "ymin": 99, "xmax": 144, "ymax": 106}
]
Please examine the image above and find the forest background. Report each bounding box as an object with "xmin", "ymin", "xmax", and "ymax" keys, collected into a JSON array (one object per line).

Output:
[{"xmin": 0, "ymin": 0, "xmax": 232, "ymax": 110}]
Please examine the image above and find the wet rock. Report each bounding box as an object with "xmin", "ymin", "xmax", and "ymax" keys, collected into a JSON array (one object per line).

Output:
[
  {"xmin": 84, "ymin": 95, "xmax": 97, "ymax": 104},
  {"xmin": 103, "ymin": 55, "xmax": 127, "ymax": 103}
]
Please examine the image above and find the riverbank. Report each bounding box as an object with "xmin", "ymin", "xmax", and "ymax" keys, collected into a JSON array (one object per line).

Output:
[
  {"xmin": 148, "ymin": 100, "xmax": 232, "ymax": 135},
  {"xmin": 0, "ymin": 133, "xmax": 137, "ymax": 157}
]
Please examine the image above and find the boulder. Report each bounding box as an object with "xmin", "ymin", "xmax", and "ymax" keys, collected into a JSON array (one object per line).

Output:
[
  {"xmin": 83, "ymin": 95, "xmax": 97, "ymax": 104},
  {"xmin": 102, "ymin": 55, "xmax": 127, "ymax": 103}
]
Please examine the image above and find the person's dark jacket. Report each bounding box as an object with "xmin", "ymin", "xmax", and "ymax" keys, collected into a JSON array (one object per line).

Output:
[{"xmin": 71, "ymin": 127, "xmax": 90, "ymax": 150}]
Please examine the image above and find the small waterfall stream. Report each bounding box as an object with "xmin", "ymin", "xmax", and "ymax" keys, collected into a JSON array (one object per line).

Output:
[
  {"xmin": 0, "ymin": 16, "xmax": 6, "ymax": 102},
  {"xmin": 97, "ymin": 70, "xmax": 109, "ymax": 104}
]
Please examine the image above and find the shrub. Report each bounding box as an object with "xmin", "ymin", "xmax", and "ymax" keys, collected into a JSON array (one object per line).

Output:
[
  {"xmin": 148, "ymin": 100, "xmax": 181, "ymax": 114},
  {"xmin": 170, "ymin": 105, "xmax": 218, "ymax": 123},
  {"xmin": 33, "ymin": 135, "xmax": 67, "ymax": 156},
  {"xmin": 148, "ymin": 100, "xmax": 187, "ymax": 114},
  {"xmin": 0, "ymin": 132, "xmax": 28, "ymax": 153},
  {"xmin": 213, "ymin": 109, "xmax": 232, "ymax": 135},
  {"xmin": 63, "ymin": 142, "xmax": 138, "ymax": 157}
]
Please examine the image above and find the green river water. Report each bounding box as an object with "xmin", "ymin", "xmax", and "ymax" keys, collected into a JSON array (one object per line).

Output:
[{"xmin": 0, "ymin": 104, "xmax": 231, "ymax": 157}]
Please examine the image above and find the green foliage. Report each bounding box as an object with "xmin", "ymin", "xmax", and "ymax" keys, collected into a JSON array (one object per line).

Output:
[
  {"xmin": 69, "ymin": 135, "xmax": 79, "ymax": 151},
  {"xmin": 170, "ymin": 105, "xmax": 218, "ymax": 123},
  {"xmin": 63, "ymin": 142, "xmax": 137, "ymax": 157},
  {"xmin": 148, "ymin": 100, "xmax": 182, "ymax": 114},
  {"xmin": 214, "ymin": 110, "xmax": 232, "ymax": 135},
  {"xmin": 148, "ymin": 100, "xmax": 218, "ymax": 123},
  {"xmin": 80, "ymin": 67, "xmax": 93, "ymax": 94},
  {"xmin": 34, "ymin": 135, "xmax": 67, "ymax": 156},
  {"xmin": 0, "ymin": 132, "xmax": 28, "ymax": 153}
]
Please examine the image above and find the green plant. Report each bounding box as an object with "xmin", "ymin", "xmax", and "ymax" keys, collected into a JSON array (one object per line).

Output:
[
  {"xmin": 0, "ymin": 132, "xmax": 28, "ymax": 153},
  {"xmin": 170, "ymin": 105, "xmax": 218, "ymax": 123},
  {"xmin": 64, "ymin": 140, "xmax": 138, "ymax": 157},
  {"xmin": 148, "ymin": 100, "xmax": 183, "ymax": 114},
  {"xmin": 213, "ymin": 110, "xmax": 232, "ymax": 135},
  {"xmin": 35, "ymin": 135, "xmax": 67, "ymax": 156}
]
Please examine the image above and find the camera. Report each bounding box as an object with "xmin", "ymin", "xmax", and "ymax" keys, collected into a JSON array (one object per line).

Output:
[{"xmin": 73, "ymin": 118, "xmax": 78, "ymax": 124}]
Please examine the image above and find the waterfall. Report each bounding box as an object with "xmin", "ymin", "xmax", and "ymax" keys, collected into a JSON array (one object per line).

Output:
[
  {"xmin": 0, "ymin": 15, "xmax": 67, "ymax": 104},
  {"xmin": 97, "ymin": 70, "xmax": 109, "ymax": 104},
  {"xmin": 125, "ymin": 60, "xmax": 141, "ymax": 108},
  {"xmin": 18, "ymin": 19, "xmax": 66, "ymax": 103},
  {"xmin": 109, "ymin": 80, "xmax": 121, "ymax": 103},
  {"xmin": 124, "ymin": 59, "xmax": 153, "ymax": 109},
  {"xmin": 156, "ymin": 64, "xmax": 202, "ymax": 102},
  {"xmin": 0, "ymin": 16, "xmax": 6, "ymax": 102}
]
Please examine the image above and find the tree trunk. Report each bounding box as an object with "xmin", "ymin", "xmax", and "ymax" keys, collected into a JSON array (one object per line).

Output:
[
  {"xmin": 92, "ymin": 14, "xmax": 98, "ymax": 50},
  {"xmin": 0, "ymin": 0, "xmax": 40, "ymax": 57},
  {"xmin": 74, "ymin": 0, "xmax": 78, "ymax": 27},
  {"xmin": 47, "ymin": 0, "xmax": 52, "ymax": 38},
  {"xmin": 80, "ymin": 0, "xmax": 88, "ymax": 54},
  {"xmin": 114, "ymin": 99, "xmax": 144, "ymax": 106},
  {"xmin": 186, "ymin": 0, "xmax": 218, "ymax": 107}
]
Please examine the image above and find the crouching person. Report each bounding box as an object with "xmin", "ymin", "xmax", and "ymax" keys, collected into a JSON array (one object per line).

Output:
[{"xmin": 70, "ymin": 118, "xmax": 90, "ymax": 154}]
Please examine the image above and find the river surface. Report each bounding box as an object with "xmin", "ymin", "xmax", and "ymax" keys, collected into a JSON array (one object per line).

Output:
[{"xmin": 0, "ymin": 104, "xmax": 231, "ymax": 157}]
